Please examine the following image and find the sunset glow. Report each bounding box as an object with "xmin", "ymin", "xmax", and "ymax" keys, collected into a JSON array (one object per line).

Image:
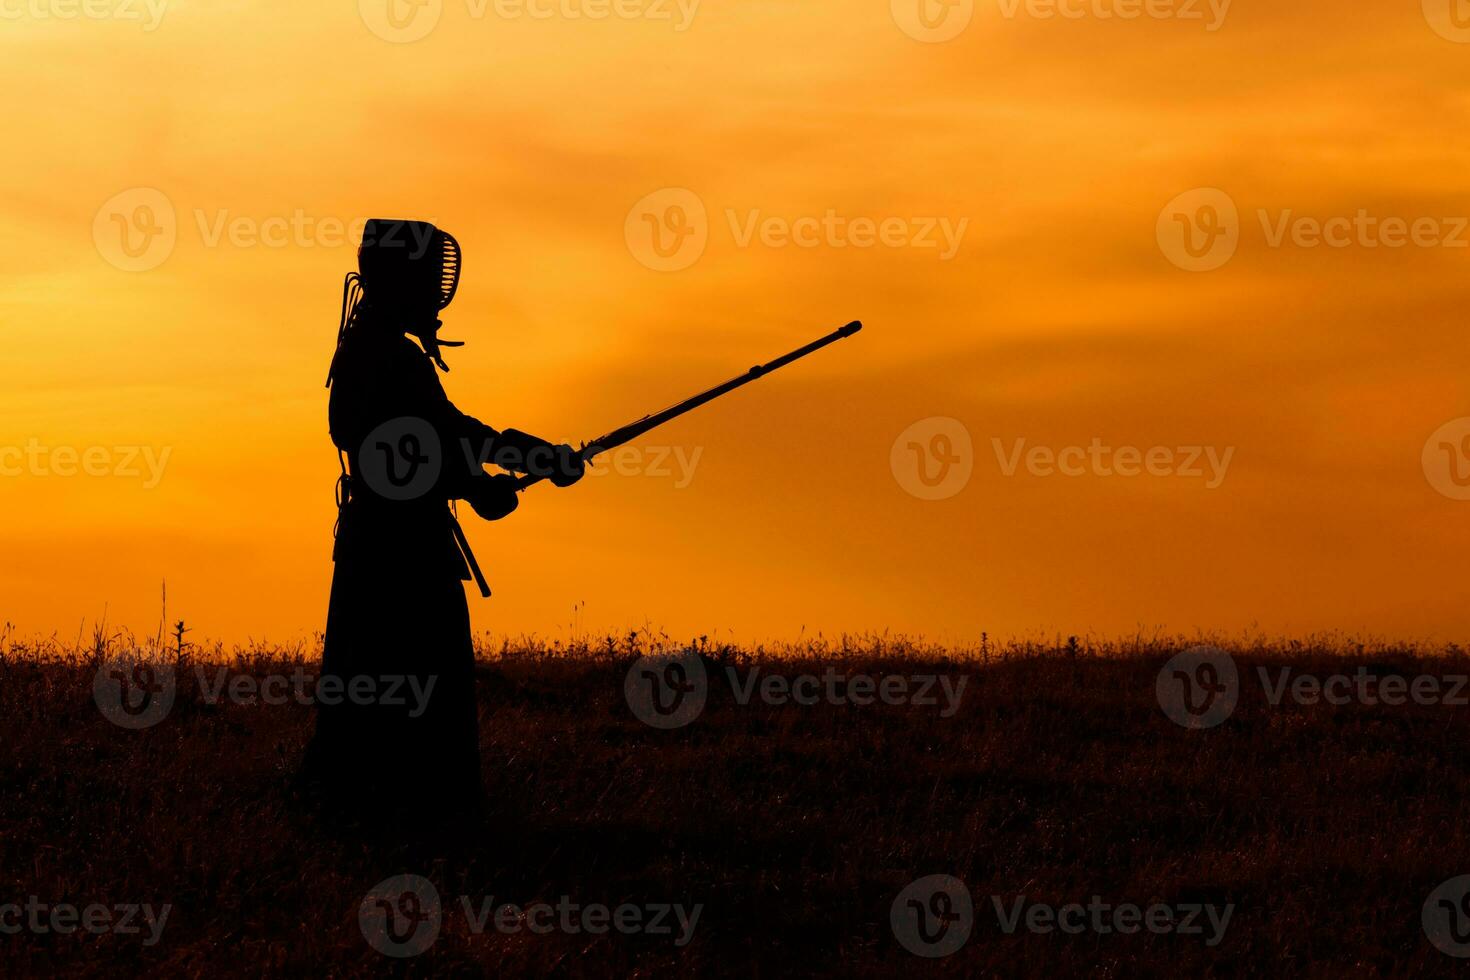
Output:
[{"xmin": 3, "ymin": 0, "xmax": 1469, "ymax": 644}]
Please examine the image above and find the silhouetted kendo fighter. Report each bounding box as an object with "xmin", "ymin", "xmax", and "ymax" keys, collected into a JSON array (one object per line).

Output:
[{"xmin": 300, "ymin": 218, "xmax": 582, "ymax": 809}]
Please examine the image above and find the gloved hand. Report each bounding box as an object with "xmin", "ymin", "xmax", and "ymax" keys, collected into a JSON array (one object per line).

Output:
[
  {"xmin": 467, "ymin": 474, "xmax": 520, "ymax": 521},
  {"xmin": 549, "ymin": 445, "xmax": 585, "ymax": 488},
  {"xmin": 494, "ymin": 429, "xmax": 584, "ymax": 487}
]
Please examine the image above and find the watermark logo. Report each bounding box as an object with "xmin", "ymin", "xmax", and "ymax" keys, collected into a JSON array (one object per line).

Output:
[
  {"xmin": 1423, "ymin": 418, "xmax": 1470, "ymax": 501},
  {"xmin": 626, "ymin": 189, "xmax": 969, "ymax": 271},
  {"xmin": 358, "ymin": 879, "xmax": 700, "ymax": 955},
  {"xmin": 1162, "ymin": 190, "xmax": 1470, "ymax": 271},
  {"xmin": 1156, "ymin": 646, "xmax": 1238, "ymax": 729},
  {"xmin": 1160, "ymin": 654, "xmax": 1470, "ymax": 727},
  {"xmin": 92, "ymin": 655, "xmax": 176, "ymax": 730},
  {"xmin": 358, "ymin": 417, "xmax": 442, "ymax": 501},
  {"xmin": 891, "ymin": 417, "xmax": 973, "ymax": 501},
  {"xmin": 359, "ymin": 0, "xmax": 443, "ymax": 42},
  {"xmin": 94, "ymin": 188, "xmax": 177, "ymax": 272},
  {"xmin": 891, "ymin": 875, "xmax": 974, "ymax": 957},
  {"xmin": 624, "ymin": 652, "xmax": 708, "ymax": 729},
  {"xmin": 360, "ymin": 874, "xmax": 443, "ymax": 957},
  {"xmin": 1425, "ymin": 875, "xmax": 1470, "ymax": 957},
  {"xmin": 891, "ymin": 0, "xmax": 974, "ymax": 42},
  {"xmin": 1158, "ymin": 188, "xmax": 1239, "ymax": 272},
  {"xmin": 97, "ymin": 199, "xmax": 389, "ymax": 268},
  {"xmin": 625, "ymin": 188, "xmax": 709, "ymax": 272},
  {"xmin": 1424, "ymin": 0, "xmax": 1470, "ymax": 42}
]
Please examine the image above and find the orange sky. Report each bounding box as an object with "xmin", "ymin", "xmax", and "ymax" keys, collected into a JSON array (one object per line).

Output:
[{"xmin": 2, "ymin": 0, "xmax": 1469, "ymax": 646}]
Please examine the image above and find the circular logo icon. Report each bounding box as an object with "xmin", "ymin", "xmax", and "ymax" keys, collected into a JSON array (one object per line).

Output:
[
  {"xmin": 1425, "ymin": 875, "xmax": 1470, "ymax": 957},
  {"xmin": 357, "ymin": 417, "xmax": 442, "ymax": 501},
  {"xmin": 1424, "ymin": 0, "xmax": 1470, "ymax": 42},
  {"xmin": 1423, "ymin": 418, "xmax": 1470, "ymax": 501},
  {"xmin": 93, "ymin": 188, "xmax": 177, "ymax": 273},
  {"xmin": 891, "ymin": 874, "xmax": 974, "ymax": 957},
  {"xmin": 891, "ymin": 0, "xmax": 974, "ymax": 43},
  {"xmin": 1156, "ymin": 646, "xmax": 1238, "ymax": 730},
  {"xmin": 359, "ymin": 0, "xmax": 443, "ymax": 42},
  {"xmin": 625, "ymin": 188, "xmax": 708, "ymax": 272},
  {"xmin": 92, "ymin": 655, "xmax": 176, "ymax": 730},
  {"xmin": 891, "ymin": 417, "xmax": 973, "ymax": 501},
  {"xmin": 1157, "ymin": 188, "xmax": 1239, "ymax": 272},
  {"xmin": 624, "ymin": 652, "xmax": 708, "ymax": 729},
  {"xmin": 360, "ymin": 874, "xmax": 442, "ymax": 957}
]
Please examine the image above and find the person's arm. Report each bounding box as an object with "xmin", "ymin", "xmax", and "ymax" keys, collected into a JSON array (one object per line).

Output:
[{"xmin": 420, "ymin": 367, "xmax": 584, "ymax": 499}]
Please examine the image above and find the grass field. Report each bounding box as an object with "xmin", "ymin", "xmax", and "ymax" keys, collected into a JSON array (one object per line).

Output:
[{"xmin": 2, "ymin": 629, "xmax": 1469, "ymax": 976}]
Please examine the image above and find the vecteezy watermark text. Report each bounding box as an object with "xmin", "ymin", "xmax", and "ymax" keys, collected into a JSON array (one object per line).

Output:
[
  {"xmin": 990, "ymin": 894, "xmax": 1233, "ymax": 946},
  {"xmin": 191, "ymin": 667, "xmax": 438, "ymax": 715},
  {"xmin": 1157, "ymin": 646, "xmax": 1470, "ymax": 730},
  {"xmin": 0, "ymin": 0, "xmax": 167, "ymax": 30},
  {"xmin": 358, "ymin": 0, "xmax": 701, "ymax": 44},
  {"xmin": 890, "ymin": 875, "xmax": 1233, "ymax": 957},
  {"xmin": 725, "ymin": 209, "xmax": 968, "ymax": 261},
  {"xmin": 624, "ymin": 188, "xmax": 969, "ymax": 272},
  {"xmin": 1158, "ymin": 188, "xmax": 1470, "ymax": 272},
  {"xmin": 0, "ymin": 440, "xmax": 171, "ymax": 488},
  {"xmin": 727, "ymin": 666, "xmax": 968, "ymax": 717},
  {"xmin": 358, "ymin": 874, "xmax": 700, "ymax": 958},
  {"xmin": 992, "ymin": 438, "xmax": 1234, "ymax": 488},
  {"xmin": 890, "ymin": 0, "xmax": 1229, "ymax": 42},
  {"xmin": 0, "ymin": 898, "xmax": 170, "ymax": 945},
  {"xmin": 93, "ymin": 189, "xmax": 399, "ymax": 273},
  {"xmin": 466, "ymin": 440, "xmax": 702, "ymax": 489},
  {"xmin": 352, "ymin": 418, "xmax": 701, "ymax": 501},
  {"xmin": 93, "ymin": 659, "xmax": 439, "ymax": 730},
  {"xmin": 996, "ymin": 0, "xmax": 1230, "ymax": 30},
  {"xmin": 1257, "ymin": 667, "xmax": 1470, "ymax": 708},
  {"xmin": 889, "ymin": 419, "xmax": 1234, "ymax": 500},
  {"xmin": 458, "ymin": 895, "xmax": 699, "ymax": 946},
  {"xmin": 623, "ymin": 653, "xmax": 969, "ymax": 729}
]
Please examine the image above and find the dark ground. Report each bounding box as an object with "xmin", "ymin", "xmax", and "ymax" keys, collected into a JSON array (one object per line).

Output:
[{"xmin": 2, "ymin": 631, "xmax": 1469, "ymax": 977}]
